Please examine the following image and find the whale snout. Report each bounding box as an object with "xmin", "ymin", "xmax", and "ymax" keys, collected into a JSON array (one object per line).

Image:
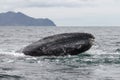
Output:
[
  {"xmin": 82, "ymin": 33, "xmax": 95, "ymax": 45},
  {"xmin": 89, "ymin": 38, "xmax": 95, "ymax": 45},
  {"xmin": 82, "ymin": 33, "xmax": 95, "ymax": 39}
]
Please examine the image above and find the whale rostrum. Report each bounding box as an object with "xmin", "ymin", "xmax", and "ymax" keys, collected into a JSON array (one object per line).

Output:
[{"xmin": 22, "ymin": 33, "xmax": 95, "ymax": 56}]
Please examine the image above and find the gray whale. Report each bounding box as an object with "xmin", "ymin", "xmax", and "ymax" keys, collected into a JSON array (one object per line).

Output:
[{"xmin": 22, "ymin": 33, "xmax": 95, "ymax": 56}]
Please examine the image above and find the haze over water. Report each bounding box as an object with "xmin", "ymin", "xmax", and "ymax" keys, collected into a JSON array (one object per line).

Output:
[{"xmin": 0, "ymin": 26, "xmax": 120, "ymax": 80}]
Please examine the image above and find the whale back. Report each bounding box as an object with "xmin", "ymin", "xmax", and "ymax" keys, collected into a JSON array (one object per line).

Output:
[{"xmin": 22, "ymin": 33, "xmax": 95, "ymax": 56}]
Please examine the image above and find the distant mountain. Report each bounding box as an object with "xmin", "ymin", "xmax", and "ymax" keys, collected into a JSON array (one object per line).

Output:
[{"xmin": 0, "ymin": 11, "xmax": 56, "ymax": 26}]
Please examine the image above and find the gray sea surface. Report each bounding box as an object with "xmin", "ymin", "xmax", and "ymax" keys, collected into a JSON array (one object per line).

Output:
[{"xmin": 0, "ymin": 26, "xmax": 120, "ymax": 80}]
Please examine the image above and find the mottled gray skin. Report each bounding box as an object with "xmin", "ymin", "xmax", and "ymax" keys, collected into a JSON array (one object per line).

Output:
[{"xmin": 22, "ymin": 33, "xmax": 95, "ymax": 56}]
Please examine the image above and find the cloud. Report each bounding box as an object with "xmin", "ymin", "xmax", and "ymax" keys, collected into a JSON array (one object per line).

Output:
[
  {"xmin": 0, "ymin": 0, "xmax": 120, "ymax": 26},
  {"xmin": 26, "ymin": 0, "xmax": 94, "ymax": 7},
  {"xmin": 0, "ymin": 0, "xmax": 119, "ymax": 11},
  {"xmin": 0, "ymin": 0, "xmax": 91, "ymax": 10}
]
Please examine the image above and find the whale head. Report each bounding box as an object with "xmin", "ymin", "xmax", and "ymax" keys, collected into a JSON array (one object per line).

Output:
[{"xmin": 22, "ymin": 33, "xmax": 95, "ymax": 56}]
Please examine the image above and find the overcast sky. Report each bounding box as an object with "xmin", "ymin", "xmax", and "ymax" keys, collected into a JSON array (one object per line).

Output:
[{"xmin": 0, "ymin": 0, "xmax": 120, "ymax": 26}]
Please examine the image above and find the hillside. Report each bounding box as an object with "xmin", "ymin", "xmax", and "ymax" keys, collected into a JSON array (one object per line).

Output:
[{"xmin": 0, "ymin": 11, "xmax": 56, "ymax": 26}]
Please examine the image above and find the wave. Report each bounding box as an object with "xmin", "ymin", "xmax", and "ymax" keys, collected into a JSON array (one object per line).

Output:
[
  {"xmin": 0, "ymin": 48, "xmax": 120, "ymax": 65},
  {"xmin": 0, "ymin": 74, "xmax": 24, "ymax": 80},
  {"xmin": 40, "ymin": 49, "xmax": 120, "ymax": 65}
]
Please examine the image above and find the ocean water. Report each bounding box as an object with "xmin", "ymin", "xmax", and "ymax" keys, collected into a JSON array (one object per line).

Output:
[{"xmin": 0, "ymin": 26, "xmax": 120, "ymax": 80}]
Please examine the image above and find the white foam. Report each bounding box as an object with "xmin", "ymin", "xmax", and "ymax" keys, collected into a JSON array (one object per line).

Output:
[
  {"xmin": 87, "ymin": 49, "xmax": 120, "ymax": 55},
  {"xmin": 0, "ymin": 49, "xmax": 25, "ymax": 57}
]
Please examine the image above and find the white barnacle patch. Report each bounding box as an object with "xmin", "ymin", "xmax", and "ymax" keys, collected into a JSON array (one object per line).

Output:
[{"xmin": 62, "ymin": 47, "xmax": 66, "ymax": 53}]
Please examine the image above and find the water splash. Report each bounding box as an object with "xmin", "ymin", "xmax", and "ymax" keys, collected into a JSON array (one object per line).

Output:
[{"xmin": 0, "ymin": 49, "xmax": 25, "ymax": 57}]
